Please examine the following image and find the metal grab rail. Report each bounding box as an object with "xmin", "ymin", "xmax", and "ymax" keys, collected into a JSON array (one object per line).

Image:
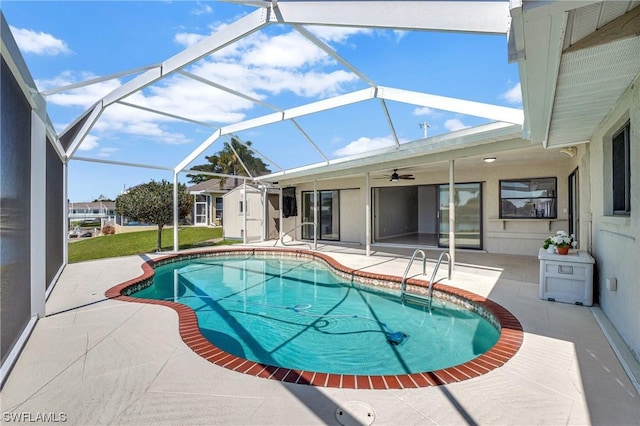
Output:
[
  {"xmin": 400, "ymin": 249, "xmax": 427, "ymax": 300},
  {"xmin": 400, "ymin": 249, "xmax": 452, "ymax": 309},
  {"xmin": 427, "ymin": 251, "xmax": 452, "ymax": 309},
  {"xmin": 276, "ymin": 221, "xmax": 316, "ymax": 249}
]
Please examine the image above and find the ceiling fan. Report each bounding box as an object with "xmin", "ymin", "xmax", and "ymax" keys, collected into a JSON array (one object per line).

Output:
[{"xmin": 384, "ymin": 169, "xmax": 415, "ymax": 182}]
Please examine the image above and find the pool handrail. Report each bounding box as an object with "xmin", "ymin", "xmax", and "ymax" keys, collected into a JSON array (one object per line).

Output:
[
  {"xmin": 400, "ymin": 249, "xmax": 427, "ymax": 300},
  {"xmin": 401, "ymin": 249, "xmax": 452, "ymax": 309},
  {"xmin": 427, "ymin": 251, "xmax": 452, "ymax": 309}
]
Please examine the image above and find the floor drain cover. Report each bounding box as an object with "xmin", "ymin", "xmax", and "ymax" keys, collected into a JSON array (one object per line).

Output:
[{"xmin": 335, "ymin": 401, "xmax": 375, "ymax": 426}]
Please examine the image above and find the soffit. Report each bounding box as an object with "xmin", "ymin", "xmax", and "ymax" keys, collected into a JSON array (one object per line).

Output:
[
  {"xmin": 515, "ymin": 1, "xmax": 640, "ymax": 148},
  {"xmin": 548, "ymin": 36, "xmax": 639, "ymax": 147}
]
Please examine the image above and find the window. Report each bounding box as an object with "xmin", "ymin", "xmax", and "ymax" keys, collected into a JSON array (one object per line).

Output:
[
  {"xmin": 500, "ymin": 177, "xmax": 557, "ymax": 219},
  {"xmin": 215, "ymin": 197, "xmax": 223, "ymax": 220},
  {"xmin": 612, "ymin": 122, "xmax": 630, "ymax": 215},
  {"xmin": 238, "ymin": 200, "xmax": 244, "ymax": 214}
]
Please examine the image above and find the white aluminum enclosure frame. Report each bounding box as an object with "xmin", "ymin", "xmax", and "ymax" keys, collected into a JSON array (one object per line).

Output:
[{"xmin": 44, "ymin": 1, "xmax": 522, "ymax": 252}]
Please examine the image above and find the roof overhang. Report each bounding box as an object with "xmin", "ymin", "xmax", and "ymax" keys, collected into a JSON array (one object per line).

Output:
[
  {"xmin": 509, "ymin": 0, "xmax": 640, "ymax": 148},
  {"xmin": 260, "ymin": 121, "xmax": 525, "ymax": 184}
]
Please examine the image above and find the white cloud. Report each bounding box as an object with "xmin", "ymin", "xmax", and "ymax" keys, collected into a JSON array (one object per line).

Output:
[
  {"xmin": 10, "ymin": 26, "xmax": 72, "ymax": 55},
  {"xmin": 444, "ymin": 118, "xmax": 469, "ymax": 132},
  {"xmin": 257, "ymin": 68, "xmax": 357, "ymax": 98},
  {"xmin": 42, "ymin": 73, "xmax": 121, "ymax": 108},
  {"xmin": 413, "ymin": 106, "xmax": 433, "ymax": 116},
  {"xmin": 242, "ymin": 32, "xmax": 330, "ymax": 69},
  {"xmin": 501, "ymin": 82, "xmax": 522, "ymax": 104},
  {"xmin": 307, "ymin": 25, "xmax": 373, "ymax": 44},
  {"xmin": 191, "ymin": 2, "xmax": 213, "ymax": 15},
  {"xmin": 96, "ymin": 103, "xmax": 193, "ymax": 145},
  {"xmin": 45, "ymin": 25, "xmax": 363, "ymax": 148},
  {"xmin": 77, "ymin": 134, "xmax": 99, "ymax": 151},
  {"xmin": 333, "ymin": 136, "xmax": 395, "ymax": 156},
  {"xmin": 97, "ymin": 147, "xmax": 119, "ymax": 158},
  {"xmin": 392, "ymin": 30, "xmax": 407, "ymax": 42},
  {"xmin": 174, "ymin": 32, "xmax": 207, "ymax": 47}
]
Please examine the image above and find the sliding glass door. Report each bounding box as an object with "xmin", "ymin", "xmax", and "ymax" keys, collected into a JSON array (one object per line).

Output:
[
  {"xmin": 438, "ymin": 183, "xmax": 482, "ymax": 249},
  {"xmin": 302, "ymin": 190, "xmax": 340, "ymax": 241},
  {"xmin": 372, "ymin": 182, "xmax": 482, "ymax": 249}
]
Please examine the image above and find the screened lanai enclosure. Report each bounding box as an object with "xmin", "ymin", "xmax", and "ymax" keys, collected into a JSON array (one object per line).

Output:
[
  {"xmin": 4, "ymin": 0, "xmax": 640, "ymax": 390},
  {"xmin": 45, "ymin": 0, "xmax": 523, "ymax": 253},
  {"xmin": 2, "ymin": 1, "xmax": 524, "ymax": 385}
]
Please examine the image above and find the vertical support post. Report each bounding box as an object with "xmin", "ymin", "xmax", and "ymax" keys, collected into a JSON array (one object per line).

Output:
[
  {"xmin": 449, "ymin": 159, "xmax": 456, "ymax": 272},
  {"xmin": 365, "ymin": 172, "xmax": 371, "ymax": 256},
  {"xmin": 261, "ymin": 184, "xmax": 266, "ymax": 242},
  {"xmin": 173, "ymin": 172, "xmax": 179, "ymax": 252},
  {"xmin": 206, "ymin": 195, "xmax": 210, "ymax": 226},
  {"xmin": 30, "ymin": 111, "xmax": 46, "ymax": 318},
  {"xmin": 242, "ymin": 180, "xmax": 247, "ymax": 244},
  {"xmin": 278, "ymin": 186, "xmax": 283, "ymax": 243},
  {"xmin": 192, "ymin": 194, "xmax": 196, "ymax": 225},
  {"xmin": 63, "ymin": 160, "xmax": 69, "ymax": 266},
  {"xmin": 313, "ymin": 180, "xmax": 318, "ymax": 250}
]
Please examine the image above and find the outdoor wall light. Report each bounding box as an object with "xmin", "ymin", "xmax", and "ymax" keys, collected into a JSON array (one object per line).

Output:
[
  {"xmin": 483, "ymin": 157, "xmax": 496, "ymax": 163},
  {"xmin": 559, "ymin": 147, "xmax": 577, "ymax": 158}
]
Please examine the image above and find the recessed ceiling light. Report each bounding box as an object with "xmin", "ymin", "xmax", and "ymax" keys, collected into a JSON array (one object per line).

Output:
[{"xmin": 483, "ymin": 157, "xmax": 496, "ymax": 163}]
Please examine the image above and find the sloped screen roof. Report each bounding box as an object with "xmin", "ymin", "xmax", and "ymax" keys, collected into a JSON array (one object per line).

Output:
[{"xmin": 25, "ymin": 1, "xmax": 523, "ymax": 190}]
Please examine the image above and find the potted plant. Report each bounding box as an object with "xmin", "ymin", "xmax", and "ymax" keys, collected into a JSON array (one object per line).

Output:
[
  {"xmin": 550, "ymin": 231, "xmax": 576, "ymax": 255},
  {"xmin": 543, "ymin": 237, "xmax": 556, "ymax": 253}
]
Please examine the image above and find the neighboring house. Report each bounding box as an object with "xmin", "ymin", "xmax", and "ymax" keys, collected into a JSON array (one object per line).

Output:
[
  {"xmin": 222, "ymin": 184, "xmax": 279, "ymax": 242},
  {"xmin": 187, "ymin": 178, "xmax": 239, "ymax": 227},
  {"xmin": 68, "ymin": 201, "xmax": 115, "ymax": 222}
]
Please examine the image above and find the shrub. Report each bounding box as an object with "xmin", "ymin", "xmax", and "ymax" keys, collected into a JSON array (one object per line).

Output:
[{"xmin": 101, "ymin": 225, "xmax": 116, "ymax": 235}]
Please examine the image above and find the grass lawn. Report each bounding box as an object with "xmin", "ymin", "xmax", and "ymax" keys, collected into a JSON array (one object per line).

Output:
[{"xmin": 68, "ymin": 227, "xmax": 236, "ymax": 263}]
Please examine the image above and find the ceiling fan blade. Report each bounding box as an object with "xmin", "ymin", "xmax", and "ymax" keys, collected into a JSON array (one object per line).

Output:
[{"xmin": 398, "ymin": 174, "xmax": 414, "ymax": 179}]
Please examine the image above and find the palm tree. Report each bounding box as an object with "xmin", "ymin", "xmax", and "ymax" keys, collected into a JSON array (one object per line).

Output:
[{"xmin": 187, "ymin": 136, "xmax": 271, "ymax": 184}]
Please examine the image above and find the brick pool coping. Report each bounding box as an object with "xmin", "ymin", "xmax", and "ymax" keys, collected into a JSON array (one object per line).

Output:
[{"xmin": 105, "ymin": 247, "xmax": 523, "ymax": 389}]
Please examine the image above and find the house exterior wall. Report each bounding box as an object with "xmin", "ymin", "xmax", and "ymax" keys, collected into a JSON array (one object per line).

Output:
[
  {"xmin": 588, "ymin": 75, "xmax": 640, "ymax": 362},
  {"xmin": 222, "ymin": 188, "xmax": 263, "ymax": 241},
  {"xmin": 339, "ymin": 189, "xmax": 361, "ymax": 243},
  {"xmin": 481, "ymin": 159, "xmax": 577, "ymax": 254},
  {"xmin": 280, "ymin": 156, "xmax": 578, "ymax": 256}
]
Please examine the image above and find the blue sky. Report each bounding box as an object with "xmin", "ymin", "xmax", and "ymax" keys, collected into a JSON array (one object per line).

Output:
[{"xmin": 3, "ymin": 1, "xmax": 522, "ymax": 202}]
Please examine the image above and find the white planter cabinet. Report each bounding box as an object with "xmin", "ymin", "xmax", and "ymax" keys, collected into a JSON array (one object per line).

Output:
[{"xmin": 538, "ymin": 248, "xmax": 595, "ymax": 306}]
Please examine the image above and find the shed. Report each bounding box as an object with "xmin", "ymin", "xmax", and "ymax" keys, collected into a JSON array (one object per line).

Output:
[{"xmin": 222, "ymin": 184, "xmax": 280, "ymax": 242}]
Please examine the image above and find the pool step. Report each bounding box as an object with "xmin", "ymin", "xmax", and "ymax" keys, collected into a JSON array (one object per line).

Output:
[{"xmin": 402, "ymin": 292, "xmax": 431, "ymax": 307}]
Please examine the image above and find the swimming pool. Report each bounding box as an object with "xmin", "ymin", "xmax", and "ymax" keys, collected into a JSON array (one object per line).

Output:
[{"xmin": 107, "ymin": 248, "xmax": 523, "ymax": 389}]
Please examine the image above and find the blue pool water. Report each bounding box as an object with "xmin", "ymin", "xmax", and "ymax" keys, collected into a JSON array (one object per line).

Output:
[{"xmin": 134, "ymin": 255, "xmax": 499, "ymax": 375}]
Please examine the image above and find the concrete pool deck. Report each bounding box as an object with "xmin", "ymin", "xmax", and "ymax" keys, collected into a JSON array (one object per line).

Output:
[{"xmin": 2, "ymin": 244, "xmax": 638, "ymax": 425}]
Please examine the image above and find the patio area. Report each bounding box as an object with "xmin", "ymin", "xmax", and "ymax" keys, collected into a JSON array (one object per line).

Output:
[{"xmin": 2, "ymin": 244, "xmax": 638, "ymax": 425}]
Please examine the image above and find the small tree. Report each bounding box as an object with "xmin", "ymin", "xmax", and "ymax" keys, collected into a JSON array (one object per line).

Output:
[{"xmin": 116, "ymin": 180, "xmax": 193, "ymax": 252}]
